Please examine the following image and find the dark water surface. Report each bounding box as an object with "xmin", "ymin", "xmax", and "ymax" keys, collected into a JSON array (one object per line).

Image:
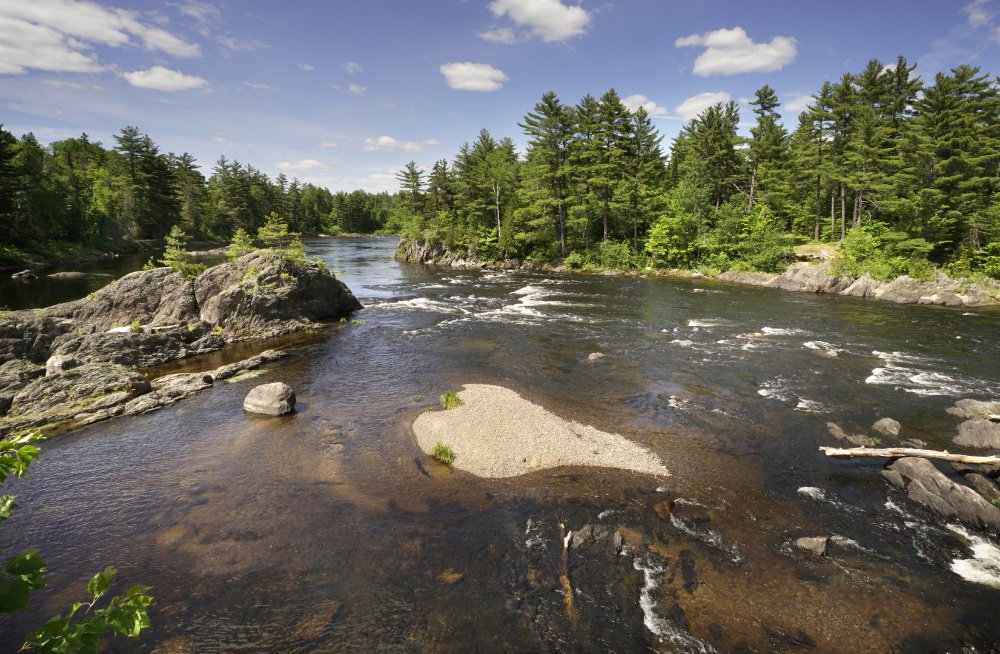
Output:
[{"xmin": 2, "ymin": 237, "xmax": 999, "ymax": 652}]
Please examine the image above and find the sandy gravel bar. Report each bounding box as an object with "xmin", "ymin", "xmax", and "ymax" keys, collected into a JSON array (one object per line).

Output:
[{"xmin": 413, "ymin": 384, "xmax": 669, "ymax": 479}]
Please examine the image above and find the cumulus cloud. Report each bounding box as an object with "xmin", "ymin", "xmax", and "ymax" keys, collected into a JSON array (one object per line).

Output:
[
  {"xmin": 297, "ymin": 63, "xmax": 315, "ymax": 72},
  {"xmin": 274, "ymin": 158, "xmax": 332, "ymax": 172},
  {"xmin": 123, "ymin": 65, "xmax": 208, "ymax": 92},
  {"xmin": 347, "ymin": 83, "xmax": 367, "ymax": 96},
  {"xmin": 675, "ymin": 91, "xmax": 732, "ymax": 121},
  {"xmin": 622, "ymin": 94, "xmax": 667, "ymax": 117},
  {"xmin": 343, "ymin": 61, "xmax": 362, "ymax": 74},
  {"xmin": 363, "ymin": 136, "xmax": 438, "ymax": 152},
  {"xmin": 675, "ymin": 27, "xmax": 797, "ymax": 76},
  {"xmin": 478, "ymin": 26, "xmax": 518, "ymax": 45},
  {"xmin": 487, "ymin": 0, "xmax": 591, "ymax": 42},
  {"xmin": 964, "ymin": 0, "xmax": 992, "ymax": 27},
  {"xmin": 0, "ymin": 0, "xmax": 200, "ymax": 74},
  {"xmin": 217, "ymin": 35, "xmax": 268, "ymax": 55},
  {"xmin": 440, "ymin": 62, "xmax": 508, "ymax": 91},
  {"xmin": 783, "ymin": 92, "xmax": 813, "ymax": 113}
]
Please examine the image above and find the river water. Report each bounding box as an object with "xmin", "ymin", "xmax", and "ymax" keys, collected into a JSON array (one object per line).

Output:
[{"xmin": 2, "ymin": 237, "xmax": 1000, "ymax": 652}]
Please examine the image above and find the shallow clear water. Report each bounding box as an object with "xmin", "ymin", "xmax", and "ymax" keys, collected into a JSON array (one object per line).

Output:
[{"xmin": 1, "ymin": 237, "xmax": 999, "ymax": 652}]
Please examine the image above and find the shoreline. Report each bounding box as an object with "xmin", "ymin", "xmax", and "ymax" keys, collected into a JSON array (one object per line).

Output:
[{"xmin": 395, "ymin": 238, "xmax": 1000, "ymax": 310}]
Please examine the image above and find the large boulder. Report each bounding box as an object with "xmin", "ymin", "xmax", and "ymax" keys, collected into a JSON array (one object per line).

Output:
[
  {"xmin": 767, "ymin": 263, "xmax": 851, "ymax": 294},
  {"xmin": 68, "ymin": 267, "xmax": 198, "ymax": 331},
  {"xmin": 243, "ymin": 382, "xmax": 295, "ymax": 416},
  {"xmin": 195, "ymin": 250, "xmax": 362, "ymax": 339},
  {"xmin": 954, "ymin": 419, "xmax": 1000, "ymax": 449},
  {"xmin": 839, "ymin": 274, "xmax": 883, "ymax": 299},
  {"xmin": 882, "ymin": 457, "xmax": 1000, "ymax": 532},
  {"xmin": 51, "ymin": 331, "xmax": 192, "ymax": 369}
]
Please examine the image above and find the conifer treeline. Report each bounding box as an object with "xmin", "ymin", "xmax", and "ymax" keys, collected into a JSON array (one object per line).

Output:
[
  {"xmin": 0, "ymin": 125, "xmax": 391, "ymax": 247},
  {"xmin": 394, "ymin": 56, "xmax": 1000, "ymax": 278}
]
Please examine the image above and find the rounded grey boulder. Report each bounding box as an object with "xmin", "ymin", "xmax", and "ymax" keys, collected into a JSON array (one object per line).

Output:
[{"xmin": 243, "ymin": 382, "xmax": 296, "ymax": 416}]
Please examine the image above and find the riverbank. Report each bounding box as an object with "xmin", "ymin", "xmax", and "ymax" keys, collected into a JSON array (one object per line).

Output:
[
  {"xmin": 0, "ymin": 238, "xmax": 233, "ymax": 274},
  {"xmin": 0, "ymin": 249, "xmax": 361, "ymax": 437},
  {"xmin": 395, "ymin": 238, "xmax": 1000, "ymax": 309}
]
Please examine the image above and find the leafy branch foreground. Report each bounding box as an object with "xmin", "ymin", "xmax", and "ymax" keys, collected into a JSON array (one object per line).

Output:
[{"xmin": 0, "ymin": 434, "xmax": 152, "ymax": 652}]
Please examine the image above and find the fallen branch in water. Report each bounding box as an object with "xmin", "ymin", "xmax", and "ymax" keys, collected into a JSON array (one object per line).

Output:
[
  {"xmin": 820, "ymin": 446, "xmax": 1000, "ymax": 466},
  {"xmin": 559, "ymin": 522, "xmax": 579, "ymax": 626}
]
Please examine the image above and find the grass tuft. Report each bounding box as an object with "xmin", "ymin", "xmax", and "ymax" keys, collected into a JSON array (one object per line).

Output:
[
  {"xmin": 440, "ymin": 391, "xmax": 463, "ymax": 410},
  {"xmin": 431, "ymin": 442, "xmax": 455, "ymax": 464}
]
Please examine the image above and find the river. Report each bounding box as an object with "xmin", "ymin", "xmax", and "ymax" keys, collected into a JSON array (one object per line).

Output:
[{"xmin": 1, "ymin": 236, "xmax": 999, "ymax": 652}]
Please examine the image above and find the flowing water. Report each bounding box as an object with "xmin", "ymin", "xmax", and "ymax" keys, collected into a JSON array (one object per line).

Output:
[{"xmin": 1, "ymin": 237, "xmax": 1000, "ymax": 652}]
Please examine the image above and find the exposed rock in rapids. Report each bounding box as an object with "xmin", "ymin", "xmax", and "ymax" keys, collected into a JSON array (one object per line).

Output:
[
  {"xmin": 954, "ymin": 418, "xmax": 1000, "ymax": 449},
  {"xmin": 882, "ymin": 457, "xmax": 1000, "ymax": 532},
  {"xmin": 794, "ymin": 536, "xmax": 829, "ymax": 556},
  {"xmin": 872, "ymin": 417, "xmax": 901, "ymax": 438},
  {"xmin": 243, "ymin": 381, "xmax": 296, "ymax": 416},
  {"xmin": 948, "ymin": 399, "xmax": 1000, "ymax": 420}
]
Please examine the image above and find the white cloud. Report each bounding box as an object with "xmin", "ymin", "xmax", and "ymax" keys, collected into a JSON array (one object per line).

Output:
[
  {"xmin": 343, "ymin": 61, "xmax": 362, "ymax": 74},
  {"xmin": 964, "ymin": 0, "xmax": 992, "ymax": 28},
  {"xmin": 478, "ymin": 26, "xmax": 518, "ymax": 45},
  {"xmin": 174, "ymin": 1, "xmax": 221, "ymax": 26},
  {"xmin": 217, "ymin": 35, "xmax": 268, "ymax": 55},
  {"xmin": 210, "ymin": 131, "xmax": 226, "ymax": 143},
  {"xmin": 297, "ymin": 63, "xmax": 315, "ymax": 72},
  {"xmin": 275, "ymin": 158, "xmax": 333, "ymax": 172},
  {"xmin": 783, "ymin": 92, "xmax": 813, "ymax": 113},
  {"xmin": 318, "ymin": 140, "xmax": 338, "ymax": 149},
  {"xmin": 675, "ymin": 91, "xmax": 732, "ymax": 121},
  {"xmin": 440, "ymin": 62, "xmax": 508, "ymax": 92},
  {"xmin": 363, "ymin": 136, "xmax": 438, "ymax": 152},
  {"xmin": 675, "ymin": 27, "xmax": 797, "ymax": 76},
  {"xmin": 487, "ymin": 0, "xmax": 590, "ymax": 42},
  {"xmin": 40, "ymin": 78, "xmax": 100, "ymax": 91},
  {"xmin": 0, "ymin": 0, "xmax": 200, "ymax": 75},
  {"xmin": 123, "ymin": 65, "xmax": 208, "ymax": 92},
  {"xmin": 243, "ymin": 81, "xmax": 275, "ymax": 92},
  {"xmin": 622, "ymin": 94, "xmax": 667, "ymax": 117},
  {"xmin": 347, "ymin": 83, "xmax": 367, "ymax": 96}
]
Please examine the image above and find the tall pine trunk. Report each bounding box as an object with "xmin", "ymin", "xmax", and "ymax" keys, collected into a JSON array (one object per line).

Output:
[{"xmin": 839, "ymin": 184, "xmax": 847, "ymax": 241}]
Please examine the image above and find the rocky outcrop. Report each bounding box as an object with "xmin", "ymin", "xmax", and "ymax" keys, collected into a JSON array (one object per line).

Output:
[
  {"xmin": 766, "ymin": 263, "xmax": 852, "ymax": 294},
  {"xmin": 954, "ymin": 419, "xmax": 1000, "ymax": 449},
  {"xmin": 243, "ymin": 381, "xmax": 296, "ymax": 416},
  {"xmin": 196, "ymin": 250, "xmax": 361, "ymax": 339},
  {"xmin": 882, "ymin": 457, "xmax": 1000, "ymax": 532},
  {"xmin": 395, "ymin": 239, "xmax": 559, "ymax": 272},
  {"xmin": 0, "ymin": 250, "xmax": 358, "ymax": 435}
]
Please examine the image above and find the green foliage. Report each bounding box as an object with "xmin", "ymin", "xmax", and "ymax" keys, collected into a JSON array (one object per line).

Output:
[
  {"xmin": 563, "ymin": 251, "xmax": 585, "ymax": 269},
  {"xmin": 23, "ymin": 568, "xmax": 152, "ymax": 653},
  {"xmin": 141, "ymin": 257, "xmax": 156, "ymax": 271},
  {"xmin": 971, "ymin": 242, "xmax": 1000, "ymax": 279},
  {"xmin": 440, "ymin": 391, "xmax": 463, "ymax": 410},
  {"xmin": 0, "ymin": 433, "xmax": 151, "ymax": 649},
  {"xmin": 257, "ymin": 212, "xmax": 306, "ymax": 262},
  {"xmin": 159, "ymin": 225, "xmax": 206, "ymax": 279},
  {"xmin": 227, "ymin": 227, "xmax": 255, "ymax": 261},
  {"xmin": 128, "ymin": 321, "xmax": 141, "ymax": 333},
  {"xmin": 431, "ymin": 442, "xmax": 456, "ymax": 464},
  {"xmin": 833, "ymin": 224, "xmax": 935, "ymax": 281}
]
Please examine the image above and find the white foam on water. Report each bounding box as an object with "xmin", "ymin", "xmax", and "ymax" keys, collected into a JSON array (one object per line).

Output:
[
  {"xmin": 669, "ymin": 514, "xmax": 743, "ymax": 563},
  {"xmin": 761, "ymin": 326, "xmax": 806, "ymax": 336},
  {"xmin": 947, "ymin": 524, "xmax": 1000, "ymax": 588},
  {"xmin": 632, "ymin": 557, "xmax": 718, "ymax": 652},
  {"xmin": 798, "ymin": 486, "xmax": 827, "ymax": 501},
  {"xmin": 864, "ymin": 350, "xmax": 999, "ymax": 397},
  {"xmin": 803, "ymin": 340, "xmax": 841, "ymax": 354},
  {"xmin": 688, "ymin": 319, "xmax": 723, "ymax": 328},
  {"xmin": 758, "ymin": 378, "xmax": 794, "ymax": 402},
  {"xmin": 368, "ymin": 297, "xmax": 460, "ymax": 313},
  {"xmin": 795, "ymin": 398, "xmax": 828, "ymax": 413}
]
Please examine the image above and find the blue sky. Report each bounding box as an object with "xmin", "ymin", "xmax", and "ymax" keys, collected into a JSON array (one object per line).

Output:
[{"xmin": 2, "ymin": 0, "xmax": 999, "ymax": 193}]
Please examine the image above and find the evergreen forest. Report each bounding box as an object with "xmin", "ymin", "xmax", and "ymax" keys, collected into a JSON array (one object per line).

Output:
[{"xmin": 3, "ymin": 55, "xmax": 1000, "ymax": 280}]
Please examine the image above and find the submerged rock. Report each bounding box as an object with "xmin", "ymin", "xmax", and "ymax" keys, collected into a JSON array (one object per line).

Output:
[
  {"xmin": 882, "ymin": 457, "xmax": 1000, "ymax": 532},
  {"xmin": 794, "ymin": 536, "xmax": 829, "ymax": 556},
  {"xmin": 243, "ymin": 382, "xmax": 296, "ymax": 416}
]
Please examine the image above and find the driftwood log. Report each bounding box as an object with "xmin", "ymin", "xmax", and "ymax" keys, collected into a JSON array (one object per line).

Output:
[{"xmin": 820, "ymin": 446, "xmax": 1000, "ymax": 466}]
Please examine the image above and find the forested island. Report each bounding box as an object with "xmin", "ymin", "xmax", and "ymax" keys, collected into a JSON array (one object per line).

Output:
[{"xmin": 3, "ymin": 55, "xmax": 999, "ymax": 288}]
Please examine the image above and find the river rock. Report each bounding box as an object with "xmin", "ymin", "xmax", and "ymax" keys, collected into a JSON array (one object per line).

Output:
[
  {"xmin": 68, "ymin": 267, "xmax": 198, "ymax": 331},
  {"xmin": 881, "ymin": 457, "xmax": 1000, "ymax": 531},
  {"xmin": 767, "ymin": 263, "xmax": 851, "ymax": 294},
  {"xmin": 954, "ymin": 418, "xmax": 1000, "ymax": 449},
  {"xmin": 718, "ymin": 270, "xmax": 778, "ymax": 286},
  {"xmin": 11, "ymin": 269, "xmax": 36, "ymax": 280},
  {"xmin": 840, "ymin": 274, "xmax": 883, "ymax": 299},
  {"xmin": 872, "ymin": 417, "xmax": 901, "ymax": 438},
  {"xmin": 826, "ymin": 422, "xmax": 871, "ymax": 447},
  {"xmin": 794, "ymin": 536, "xmax": 829, "ymax": 556},
  {"xmin": 947, "ymin": 399, "xmax": 1000, "ymax": 419},
  {"xmin": 196, "ymin": 250, "xmax": 362, "ymax": 338},
  {"xmin": 47, "ymin": 271, "xmax": 89, "ymax": 280},
  {"xmin": 950, "ymin": 465, "xmax": 1000, "ymax": 506},
  {"xmin": 45, "ymin": 354, "xmax": 80, "ymax": 376},
  {"xmin": 918, "ymin": 291, "xmax": 964, "ymax": 306},
  {"xmin": 0, "ymin": 362, "xmax": 149, "ymax": 437},
  {"xmin": 51, "ymin": 332, "xmax": 190, "ymax": 369},
  {"xmin": 211, "ymin": 349, "xmax": 288, "ymax": 380},
  {"xmin": 243, "ymin": 382, "xmax": 295, "ymax": 416}
]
